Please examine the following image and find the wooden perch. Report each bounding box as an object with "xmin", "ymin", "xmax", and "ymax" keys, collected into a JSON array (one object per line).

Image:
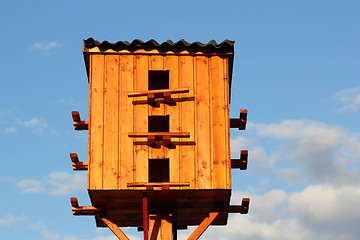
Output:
[
  {"xmin": 72, "ymin": 111, "xmax": 89, "ymax": 130},
  {"xmin": 231, "ymin": 150, "xmax": 248, "ymax": 170},
  {"xmin": 129, "ymin": 132, "xmax": 190, "ymax": 147},
  {"xmin": 128, "ymin": 182, "xmax": 190, "ymax": 187},
  {"xmin": 230, "ymin": 109, "xmax": 248, "ymax": 130},
  {"xmin": 70, "ymin": 153, "xmax": 88, "ymax": 171},
  {"xmin": 70, "ymin": 197, "xmax": 102, "ymax": 216},
  {"xmin": 128, "ymin": 88, "xmax": 189, "ymax": 105},
  {"xmin": 214, "ymin": 198, "xmax": 250, "ymax": 214}
]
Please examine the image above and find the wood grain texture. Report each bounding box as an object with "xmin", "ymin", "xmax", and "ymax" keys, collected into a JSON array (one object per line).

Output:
[
  {"xmin": 210, "ymin": 56, "xmax": 229, "ymax": 189},
  {"xmin": 119, "ymin": 54, "xmax": 135, "ymax": 189},
  {"xmin": 89, "ymin": 54, "xmax": 105, "ymax": 190},
  {"xmin": 194, "ymin": 56, "xmax": 212, "ymax": 189},
  {"xmin": 133, "ymin": 55, "xmax": 149, "ymax": 188},
  {"xmin": 103, "ymin": 54, "xmax": 120, "ymax": 189},
  {"xmin": 179, "ymin": 55, "xmax": 196, "ymax": 189}
]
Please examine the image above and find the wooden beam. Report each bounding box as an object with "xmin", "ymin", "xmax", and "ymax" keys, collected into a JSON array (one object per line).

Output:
[
  {"xmin": 101, "ymin": 217, "xmax": 130, "ymax": 240},
  {"xmin": 143, "ymin": 193, "xmax": 149, "ymax": 240},
  {"xmin": 187, "ymin": 212, "xmax": 220, "ymax": 240},
  {"xmin": 72, "ymin": 111, "xmax": 89, "ymax": 130}
]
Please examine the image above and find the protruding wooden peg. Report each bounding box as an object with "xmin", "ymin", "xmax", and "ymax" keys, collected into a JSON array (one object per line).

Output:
[
  {"xmin": 72, "ymin": 111, "xmax": 89, "ymax": 130},
  {"xmin": 147, "ymin": 93, "xmax": 156, "ymax": 105},
  {"xmin": 230, "ymin": 109, "xmax": 248, "ymax": 130},
  {"xmin": 70, "ymin": 197, "xmax": 79, "ymax": 208},
  {"xmin": 231, "ymin": 150, "xmax": 248, "ymax": 170},
  {"xmin": 163, "ymin": 135, "xmax": 172, "ymax": 147},
  {"xmin": 240, "ymin": 198, "xmax": 250, "ymax": 214},
  {"xmin": 70, "ymin": 153, "xmax": 79, "ymax": 163},
  {"xmin": 163, "ymin": 92, "xmax": 172, "ymax": 104},
  {"xmin": 147, "ymin": 135, "xmax": 156, "ymax": 146}
]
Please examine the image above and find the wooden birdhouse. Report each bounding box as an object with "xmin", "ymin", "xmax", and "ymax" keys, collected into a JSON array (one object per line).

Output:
[{"xmin": 70, "ymin": 38, "xmax": 249, "ymax": 240}]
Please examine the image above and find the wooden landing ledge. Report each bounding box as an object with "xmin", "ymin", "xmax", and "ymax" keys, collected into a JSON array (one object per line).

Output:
[
  {"xmin": 128, "ymin": 88, "xmax": 189, "ymax": 97},
  {"xmin": 71, "ymin": 197, "xmax": 103, "ymax": 216},
  {"xmin": 72, "ymin": 111, "xmax": 88, "ymax": 130},
  {"xmin": 127, "ymin": 182, "xmax": 190, "ymax": 188},
  {"xmin": 218, "ymin": 198, "xmax": 250, "ymax": 214},
  {"xmin": 128, "ymin": 132, "xmax": 190, "ymax": 138},
  {"xmin": 231, "ymin": 150, "xmax": 248, "ymax": 170},
  {"xmin": 129, "ymin": 132, "xmax": 190, "ymax": 146},
  {"xmin": 230, "ymin": 109, "xmax": 248, "ymax": 130},
  {"xmin": 70, "ymin": 153, "xmax": 88, "ymax": 171}
]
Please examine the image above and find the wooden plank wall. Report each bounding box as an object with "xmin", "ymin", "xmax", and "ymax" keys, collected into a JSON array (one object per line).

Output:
[{"xmin": 88, "ymin": 53, "xmax": 231, "ymax": 191}]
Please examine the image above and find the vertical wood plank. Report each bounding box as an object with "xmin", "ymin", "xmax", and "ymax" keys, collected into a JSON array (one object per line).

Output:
[
  {"xmin": 134, "ymin": 55, "xmax": 149, "ymax": 186},
  {"xmin": 194, "ymin": 56, "xmax": 211, "ymax": 189},
  {"xmin": 119, "ymin": 55, "xmax": 135, "ymax": 189},
  {"xmin": 223, "ymin": 57, "xmax": 231, "ymax": 189},
  {"xmin": 103, "ymin": 55, "xmax": 120, "ymax": 189},
  {"xmin": 165, "ymin": 55, "xmax": 180, "ymax": 185},
  {"xmin": 179, "ymin": 56, "xmax": 196, "ymax": 189},
  {"xmin": 89, "ymin": 54, "xmax": 105, "ymax": 190},
  {"xmin": 210, "ymin": 56, "xmax": 229, "ymax": 189}
]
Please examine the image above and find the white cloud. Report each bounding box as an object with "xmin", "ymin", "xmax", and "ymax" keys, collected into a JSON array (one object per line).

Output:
[
  {"xmin": 5, "ymin": 126, "xmax": 17, "ymax": 133},
  {"xmin": 16, "ymin": 118, "xmax": 48, "ymax": 135},
  {"xmin": 334, "ymin": 87, "xmax": 360, "ymax": 111},
  {"xmin": 194, "ymin": 186, "xmax": 360, "ymax": 240},
  {"xmin": 17, "ymin": 179, "xmax": 45, "ymax": 193},
  {"xmin": 0, "ymin": 214, "xmax": 24, "ymax": 227},
  {"xmin": 17, "ymin": 172, "xmax": 86, "ymax": 196},
  {"xmin": 31, "ymin": 41, "xmax": 61, "ymax": 51},
  {"xmin": 245, "ymin": 119, "xmax": 360, "ymax": 185}
]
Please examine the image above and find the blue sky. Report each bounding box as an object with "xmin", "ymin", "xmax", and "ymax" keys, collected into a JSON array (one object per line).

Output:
[{"xmin": 1, "ymin": 1, "xmax": 360, "ymax": 239}]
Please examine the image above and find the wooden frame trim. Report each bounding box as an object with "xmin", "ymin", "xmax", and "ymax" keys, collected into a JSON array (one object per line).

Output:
[{"xmin": 83, "ymin": 50, "xmax": 234, "ymax": 57}]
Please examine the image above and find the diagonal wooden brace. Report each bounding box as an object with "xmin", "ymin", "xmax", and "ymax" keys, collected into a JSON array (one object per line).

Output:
[
  {"xmin": 70, "ymin": 153, "xmax": 88, "ymax": 171},
  {"xmin": 231, "ymin": 150, "xmax": 248, "ymax": 170},
  {"xmin": 101, "ymin": 217, "xmax": 130, "ymax": 240},
  {"xmin": 187, "ymin": 212, "xmax": 220, "ymax": 240},
  {"xmin": 230, "ymin": 109, "xmax": 248, "ymax": 130},
  {"xmin": 72, "ymin": 111, "xmax": 89, "ymax": 130}
]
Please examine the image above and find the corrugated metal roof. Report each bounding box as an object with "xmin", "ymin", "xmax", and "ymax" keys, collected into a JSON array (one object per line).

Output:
[{"xmin": 83, "ymin": 38, "xmax": 234, "ymax": 53}]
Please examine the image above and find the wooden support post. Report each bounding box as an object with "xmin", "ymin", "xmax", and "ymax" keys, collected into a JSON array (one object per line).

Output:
[
  {"xmin": 143, "ymin": 192, "xmax": 149, "ymax": 240},
  {"xmin": 187, "ymin": 212, "xmax": 220, "ymax": 240},
  {"xmin": 149, "ymin": 214, "xmax": 173, "ymax": 240},
  {"xmin": 163, "ymin": 92, "xmax": 172, "ymax": 104},
  {"xmin": 101, "ymin": 217, "xmax": 130, "ymax": 240}
]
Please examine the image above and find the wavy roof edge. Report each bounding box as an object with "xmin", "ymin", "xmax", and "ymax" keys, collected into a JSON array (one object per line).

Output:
[{"xmin": 83, "ymin": 38, "xmax": 234, "ymax": 53}]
